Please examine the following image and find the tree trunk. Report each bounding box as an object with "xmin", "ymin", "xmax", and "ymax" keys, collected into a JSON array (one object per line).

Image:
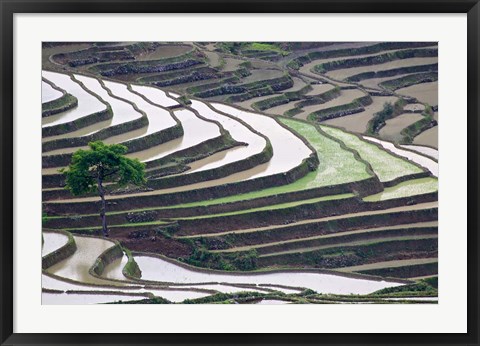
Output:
[{"xmin": 97, "ymin": 175, "xmax": 108, "ymax": 237}]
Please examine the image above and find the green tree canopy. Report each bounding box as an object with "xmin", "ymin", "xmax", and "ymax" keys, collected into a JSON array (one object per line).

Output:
[{"xmin": 62, "ymin": 141, "xmax": 146, "ymax": 236}]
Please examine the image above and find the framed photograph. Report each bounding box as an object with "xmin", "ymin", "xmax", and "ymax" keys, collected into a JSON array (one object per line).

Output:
[{"xmin": 1, "ymin": 0, "xmax": 479, "ymax": 345}]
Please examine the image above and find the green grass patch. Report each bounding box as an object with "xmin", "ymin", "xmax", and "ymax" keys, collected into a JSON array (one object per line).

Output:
[
  {"xmin": 321, "ymin": 126, "xmax": 423, "ymax": 182},
  {"xmin": 243, "ymin": 43, "xmax": 289, "ymax": 55},
  {"xmin": 363, "ymin": 177, "xmax": 438, "ymax": 202}
]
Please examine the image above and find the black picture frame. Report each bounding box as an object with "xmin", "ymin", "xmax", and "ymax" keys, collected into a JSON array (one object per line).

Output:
[{"xmin": 1, "ymin": 1, "xmax": 479, "ymax": 345}]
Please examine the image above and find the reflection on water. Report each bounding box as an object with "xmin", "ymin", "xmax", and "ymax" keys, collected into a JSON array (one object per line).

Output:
[
  {"xmin": 134, "ymin": 255, "xmax": 402, "ymax": 295},
  {"xmin": 42, "ymin": 232, "xmax": 69, "ymax": 257},
  {"xmin": 212, "ymin": 103, "xmax": 312, "ymax": 179},
  {"xmin": 74, "ymin": 75, "xmax": 142, "ymax": 127},
  {"xmin": 131, "ymin": 84, "xmax": 179, "ymax": 108},
  {"xmin": 42, "ymin": 71, "xmax": 106, "ymax": 127},
  {"xmin": 187, "ymin": 100, "xmax": 265, "ymax": 172},
  {"xmin": 127, "ymin": 109, "xmax": 220, "ymax": 163},
  {"xmin": 104, "ymin": 80, "xmax": 177, "ymax": 136},
  {"xmin": 42, "ymin": 81, "xmax": 63, "ymax": 103}
]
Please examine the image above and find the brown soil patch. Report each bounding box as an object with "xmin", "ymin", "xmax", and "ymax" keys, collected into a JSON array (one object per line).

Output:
[{"xmin": 110, "ymin": 228, "xmax": 192, "ymax": 258}]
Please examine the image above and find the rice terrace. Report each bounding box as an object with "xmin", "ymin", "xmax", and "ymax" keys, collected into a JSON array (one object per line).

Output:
[{"xmin": 41, "ymin": 41, "xmax": 439, "ymax": 305}]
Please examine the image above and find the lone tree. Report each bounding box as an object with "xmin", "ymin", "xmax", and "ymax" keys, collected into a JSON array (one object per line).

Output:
[{"xmin": 62, "ymin": 141, "xmax": 146, "ymax": 237}]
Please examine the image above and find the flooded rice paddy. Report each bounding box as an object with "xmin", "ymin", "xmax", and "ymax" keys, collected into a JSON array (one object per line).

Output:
[
  {"xmin": 127, "ymin": 109, "xmax": 221, "ymax": 163},
  {"xmin": 294, "ymin": 89, "xmax": 365, "ymax": 120},
  {"xmin": 130, "ymin": 84, "xmax": 179, "ymax": 108},
  {"xmin": 304, "ymin": 83, "xmax": 335, "ymax": 96},
  {"xmin": 378, "ymin": 113, "xmax": 424, "ymax": 142},
  {"xmin": 45, "ymin": 236, "xmax": 119, "ymax": 285},
  {"xmin": 397, "ymin": 81, "xmax": 438, "ymax": 106},
  {"xmin": 212, "ymin": 103, "xmax": 313, "ymax": 179},
  {"xmin": 363, "ymin": 136, "xmax": 438, "ymax": 177},
  {"xmin": 413, "ymin": 126, "xmax": 438, "ymax": 148},
  {"xmin": 74, "ymin": 75, "xmax": 143, "ymax": 127},
  {"xmin": 186, "ymin": 100, "xmax": 266, "ymax": 172},
  {"xmin": 134, "ymin": 255, "xmax": 402, "ymax": 295},
  {"xmin": 42, "ymin": 232, "xmax": 69, "ymax": 257},
  {"xmin": 324, "ymin": 96, "xmax": 398, "ymax": 133},
  {"xmin": 401, "ymin": 145, "xmax": 438, "ymax": 160},
  {"xmin": 42, "ymin": 71, "xmax": 106, "ymax": 127},
  {"xmin": 104, "ymin": 80, "xmax": 177, "ymax": 136},
  {"xmin": 42, "ymin": 81, "xmax": 63, "ymax": 103},
  {"xmin": 321, "ymin": 126, "xmax": 422, "ymax": 182}
]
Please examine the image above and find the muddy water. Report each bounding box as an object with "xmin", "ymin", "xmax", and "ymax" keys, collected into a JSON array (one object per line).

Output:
[
  {"xmin": 327, "ymin": 58, "xmax": 438, "ymax": 81},
  {"xmin": 127, "ymin": 109, "xmax": 221, "ymax": 162},
  {"xmin": 241, "ymin": 69, "xmax": 284, "ymax": 84},
  {"xmin": 74, "ymin": 75, "xmax": 143, "ymax": 127},
  {"xmin": 299, "ymin": 52, "xmax": 387, "ymax": 77},
  {"xmin": 281, "ymin": 77, "xmax": 308, "ymax": 92},
  {"xmin": 324, "ymin": 96, "xmax": 398, "ymax": 133},
  {"xmin": 42, "ymin": 232, "xmax": 69, "ymax": 257},
  {"xmin": 397, "ymin": 81, "xmax": 438, "ymax": 106},
  {"xmin": 378, "ymin": 113, "xmax": 424, "ymax": 142},
  {"xmin": 42, "ymin": 119, "xmax": 113, "ymax": 143},
  {"xmin": 304, "ymin": 83, "xmax": 335, "ymax": 96},
  {"xmin": 42, "ymin": 81, "xmax": 63, "ymax": 103},
  {"xmin": 186, "ymin": 100, "xmax": 266, "ymax": 172},
  {"xmin": 130, "ymin": 84, "xmax": 179, "ymax": 108},
  {"xmin": 401, "ymin": 145, "xmax": 438, "ymax": 160},
  {"xmin": 134, "ymin": 255, "xmax": 402, "ymax": 295},
  {"xmin": 46, "ymin": 236, "xmax": 119, "ymax": 285},
  {"xmin": 236, "ymin": 93, "xmax": 282, "ymax": 110},
  {"xmin": 363, "ymin": 136, "xmax": 438, "ymax": 177},
  {"xmin": 104, "ymin": 80, "xmax": 177, "ymax": 136},
  {"xmin": 212, "ymin": 103, "xmax": 313, "ymax": 178},
  {"xmin": 101, "ymin": 255, "xmax": 129, "ymax": 281},
  {"xmin": 266, "ymin": 100, "xmax": 301, "ymax": 116},
  {"xmin": 42, "ymin": 71, "xmax": 106, "ymax": 127},
  {"xmin": 359, "ymin": 74, "xmax": 411, "ymax": 90},
  {"xmin": 413, "ymin": 126, "xmax": 438, "ymax": 148},
  {"xmin": 294, "ymin": 89, "xmax": 365, "ymax": 120}
]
